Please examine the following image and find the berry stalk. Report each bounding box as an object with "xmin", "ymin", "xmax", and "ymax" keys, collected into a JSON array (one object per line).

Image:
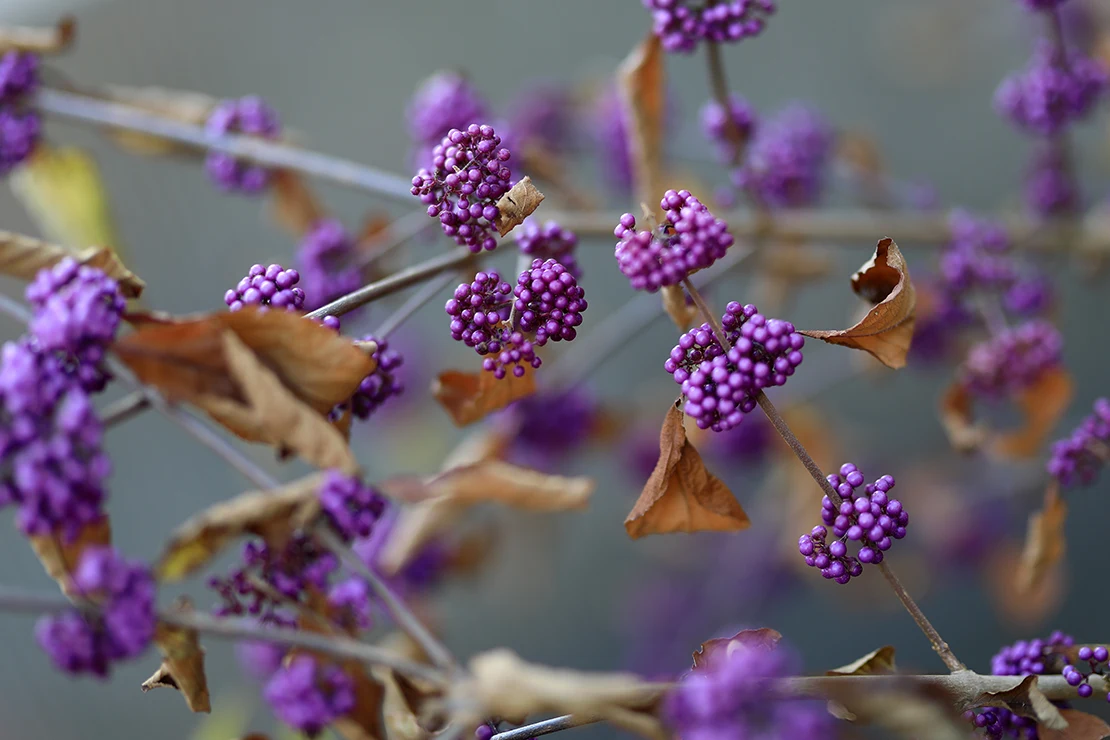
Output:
[{"xmin": 704, "ymin": 41, "xmax": 748, "ymax": 169}]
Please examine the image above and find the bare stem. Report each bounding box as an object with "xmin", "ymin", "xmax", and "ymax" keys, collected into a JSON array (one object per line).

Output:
[
  {"xmin": 372, "ymin": 271, "xmax": 457, "ymax": 340},
  {"xmin": 755, "ymin": 391, "xmax": 842, "ymax": 503},
  {"xmin": 877, "ymin": 562, "xmax": 965, "ymax": 672},
  {"xmin": 101, "ymin": 392, "xmax": 151, "ymax": 428},
  {"xmin": 681, "ymin": 277, "xmax": 731, "ymax": 350},
  {"xmin": 704, "ymin": 41, "xmax": 747, "ymax": 168}
]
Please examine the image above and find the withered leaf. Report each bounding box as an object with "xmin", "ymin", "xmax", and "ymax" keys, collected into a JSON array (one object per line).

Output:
[
  {"xmin": 661, "ymin": 284, "xmax": 696, "ymax": 331},
  {"xmin": 432, "ymin": 367, "xmax": 536, "ymax": 426},
  {"xmin": 28, "ymin": 517, "xmax": 111, "ymax": 599},
  {"xmin": 334, "ymin": 663, "xmax": 387, "ymax": 740},
  {"xmin": 827, "ymin": 646, "xmax": 897, "ymax": 676},
  {"xmin": 1017, "ymin": 484, "xmax": 1067, "ymax": 595},
  {"xmin": 1040, "ymin": 710, "xmax": 1110, "ymax": 740},
  {"xmin": 624, "ymin": 405, "xmax": 749, "ymax": 539},
  {"xmin": 373, "ymin": 666, "xmax": 431, "ymax": 740},
  {"xmin": 992, "ymin": 368, "xmax": 1073, "ymax": 459},
  {"xmin": 451, "ymin": 649, "xmax": 668, "ymax": 740},
  {"xmin": 800, "ymin": 238, "xmax": 916, "ymax": 369},
  {"xmin": 142, "ymin": 604, "xmax": 211, "ymax": 713},
  {"xmin": 939, "ymin": 381, "xmax": 986, "ymax": 453},
  {"xmin": 270, "ymin": 170, "xmax": 327, "ymax": 237},
  {"xmin": 820, "ymin": 676, "xmax": 966, "ymax": 739},
  {"xmin": 692, "ymin": 628, "xmax": 782, "ymax": 672},
  {"xmin": 494, "ymin": 176, "xmax": 546, "ymax": 236},
  {"xmin": 100, "ymin": 85, "xmax": 217, "ymax": 155},
  {"xmin": 618, "ymin": 32, "xmax": 666, "ymax": 214},
  {"xmin": 0, "ymin": 16, "xmax": 75, "ymax": 53},
  {"xmin": 973, "ymin": 675, "xmax": 1067, "ymax": 730},
  {"xmin": 0, "ymin": 232, "xmax": 145, "ymax": 298},
  {"xmin": 156, "ymin": 473, "xmax": 324, "ymax": 582}
]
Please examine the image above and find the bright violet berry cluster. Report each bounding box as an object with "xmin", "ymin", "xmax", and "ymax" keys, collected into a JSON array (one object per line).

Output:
[
  {"xmin": 318, "ymin": 470, "xmax": 386, "ymax": 542},
  {"xmin": 205, "ymin": 95, "xmax": 282, "ymax": 193},
  {"xmin": 1047, "ymin": 397, "xmax": 1110, "ymax": 486},
  {"xmin": 514, "ymin": 258, "xmax": 587, "ymax": 344},
  {"xmin": 0, "ymin": 50, "xmax": 40, "ymax": 173},
  {"xmin": 515, "ymin": 219, "xmax": 581, "ymax": 278},
  {"xmin": 1063, "ymin": 645, "xmax": 1110, "ymax": 700},
  {"xmin": 614, "ymin": 189, "xmax": 734, "ymax": 292},
  {"xmin": 701, "ymin": 93, "xmax": 757, "ymax": 163},
  {"xmin": 643, "ymin": 0, "xmax": 776, "ymax": 53},
  {"xmin": 224, "ymin": 263, "xmax": 341, "ymax": 330},
  {"xmin": 297, "ymin": 220, "xmax": 362, "ymax": 312},
  {"xmin": 35, "ymin": 547, "xmax": 156, "ymax": 677},
  {"xmin": 994, "ymin": 40, "xmax": 1107, "ymax": 138},
  {"xmin": 263, "ymin": 655, "xmax": 356, "ymax": 737},
  {"xmin": 411, "ymin": 124, "xmax": 512, "ymax": 253},
  {"xmin": 960, "ymin": 320, "xmax": 1063, "ymax": 399},
  {"xmin": 345, "ymin": 334, "xmax": 405, "ymax": 420},
  {"xmin": 665, "ymin": 302, "xmax": 804, "ymax": 432},
  {"xmin": 734, "ymin": 104, "xmax": 833, "ymax": 208}
]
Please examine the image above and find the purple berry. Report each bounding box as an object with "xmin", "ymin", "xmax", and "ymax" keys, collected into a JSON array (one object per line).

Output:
[
  {"xmin": 960, "ymin": 320, "xmax": 1063, "ymax": 398},
  {"xmin": 318, "ymin": 470, "xmax": 386, "ymax": 542},
  {"xmin": 297, "ymin": 220, "xmax": 362, "ymax": 313},
  {"xmin": 515, "ymin": 219, "xmax": 581, "ymax": 278},
  {"xmin": 643, "ymin": 0, "xmax": 776, "ymax": 53},
  {"xmin": 513, "ymin": 258, "xmax": 587, "ymax": 345},
  {"xmin": 734, "ymin": 104, "xmax": 832, "ymax": 208},
  {"xmin": 0, "ymin": 51, "xmax": 38, "ymax": 103},
  {"xmin": 995, "ymin": 40, "xmax": 1107, "ymax": 137},
  {"xmin": 0, "ymin": 106, "xmax": 39, "ymax": 172},
  {"xmin": 264, "ymin": 655, "xmax": 355, "ymax": 736},
  {"xmin": 225, "ymin": 263, "xmax": 306, "ymax": 313},
  {"xmin": 701, "ymin": 93, "xmax": 758, "ymax": 163},
  {"xmin": 1047, "ymin": 397, "xmax": 1110, "ymax": 486}
]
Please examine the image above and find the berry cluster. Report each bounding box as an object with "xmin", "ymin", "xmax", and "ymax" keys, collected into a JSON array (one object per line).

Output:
[
  {"xmin": 797, "ymin": 526, "xmax": 864, "ymax": 585},
  {"xmin": 514, "ymin": 258, "xmax": 587, "ymax": 344},
  {"xmin": 1025, "ymin": 144, "xmax": 1078, "ymax": 218},
  {"xmin": 734, "ymin": 104, "xmax": 833, "ymax": 208},
  {"xmin": 263, "ymin": 655, "xmax": 355, "ymax": 737},
  {"xmin": 593, "ymin": 86, "xmax": 634, "ymax": 195},
  {"xmin": 701, "ymin": 93, "xmax": 757, "ymax": 164},
  {"xmin": 26, "ymin": 257, "xmax": 126, "ymax": 392},
  {"xmin": 225, "ymin": 263, "xmax": 306, "ymax": 312},
  {"xmin": 445, "ymin": 270, "xmax": 541, "ymax": 378},
  {"xmin": 1062, "ymin": 645, "xmax": 1110, "ymax": 700},
  {"xmin": 0, "ymin": 50, "xmax": 40, "ymax": 173},
  {"xmin": 318, "ymin": 471, "xmax": 386, "ymax": 542},
  {"xmin": 345, "ymin": 334, "xmax": 405, "ymax": 420},
  {"xmin": 297, "ymin": 220, "xmax": 362, "ymax": 313},
  {"xmin": 614, "ymin": 190, "xmax": 734, "ymax": 292},
  {"xmin": 411, "ymin": 124, "xmax": 513, "ymax": 253},
  {"xmin": 1047, "ymin": 397, "xmax": 1110, "ymax": 486},
  {"xmin": 665, "ymin": 302, "xmax": 804, "ymax": 432},
  {"xmin": 515, "ymin": 219, "xmax": 581, "ymax": 278},
  {"xmin": 994, "ymin": 41, "xmax": 1107, "ymax": 137},
  {"xmin": 643, "ymin": 0, "xmax": 776, "ymax": 53},
  {"xmin": 960, "ymin": 320, "xmax": 1063, "ymax": 399},
  {"xmin": 503, "ymin": 388, "xmax": 598, "ymax": 469},
  {"xmin": 507, "ymin": 84, "xmax": 573, "ymax": 155},
  {"xmin": 940, "ymin": 212, "xmax": 1016, "ymax": 293},
  {"xmin": 407, "ymin": 72, "xmax": 488, "ymax": 151},
  {"xmin": 35, "ymin": 547, "xmax": 156, "ymax": 677},
  {"xmin": 205, "ymin": 96, "xmax": 282, "ymax": 194}
]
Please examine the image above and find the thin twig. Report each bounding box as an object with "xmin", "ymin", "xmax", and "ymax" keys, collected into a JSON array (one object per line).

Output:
[
  {"xmin": 681, "ymin": 276, "xmax": 730, "ymax": 350},
  {"xmin": 704, "ymin": 41, "xmax": 747, "ymax": 169},
  {"xmin": 100, "ymin": 392, "xmax": 151, "ymax": 428},
  {"xmin": 755, "ymin": 391, "xmax": 843, "ymax": 503},
  {"xmin": 354, "ymin": 209, "xmax": 439, "ymax": 271},
  {"xmin": 876, "ymin": 563, "xmax": 965, "ymax": 672},
  {"xmin": 372, "ymin": 271, "xmax": 457, "ymax": 340},
  {"xmin": 0, "ymin": 291, "xmax": 32, "ymax": 323},
  {"xmin": 491, "ymin": 715, "xmax": 597, "ymax": 740}
]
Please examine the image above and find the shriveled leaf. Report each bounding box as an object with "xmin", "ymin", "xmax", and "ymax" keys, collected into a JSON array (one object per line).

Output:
[
  {"xmin": 624, "ymin": 405, "xmax": 748, "ymax": 539},
  {"xmin": 374, "ymin": 667, "xmax": 430, "ymax": 740},
  {"xmin": 692, "ymin": 629, "xmax": 782, "ymax": 672},
  {"xmin": 939, "ymin": 381, "xmax": 986, "ymax": 453},
  {"xmin": 101, "ymin": 85, "xmax": 216, "ymax": 155},
  {"xmin": 661, "ymin": 284, "xmax": 696, "ymax": 330},
  {"xmin": 333, "ymin": 664, "xmax": 386, "ymax": 740},
  {"xmin": 1040, "ymin": 710, "xmax": 1110, "ymax": 740},
  {"xmin": 156, "ymin": 473, "xmax": 324, "ymax": 581},
  {"xmin": 1017, "ymin": 484, "xmax": 1067, "ymax": 595},
  {"xmin": 827, "ymin": 646, "xmax": 897, "ymax": 676},
  {"xmin": 451, "ymin": 649, "xmax": 668, "ymax": 740},
  {"xmin": 992, "ymin": 368, "xmax": 1073, "ymax": 459},
  {"xmin": 494, "ymin": 177, "xmax": 546, "ymax": 236},
  {"xmin": 112, "ymin": 318, "xmax": 233, "ymax": 402},
  {"xmin": 618, "ymin": 33, "xmax": 666, "ymax": 214},
  {"xmin": 800, "ymin": 238, "xmax": 916, "ymax": 369},
  {"xmin": 28, "ymin": 517, "xmax": 111, "ymax": 598},
  {"xmin": 973, "ymin": 674, "xmax": 1067, "ymax": 730},
  {"xmin": 432, "ymin": 367, "xmax": 536, "ymax": 426},
  {"xmin": 820, "ymin": 677, "xmax": 966, "ymax": 740},
  {"xmin": 0, "ymin": 16, "xmax": 76, "ymax": 53},
  {"xmin": 142, "ymin": 604, "xmax": 211, "ymax": 713},
  {"xmin": 270, "ymin": 170, "xmax": 327, "ymax": 237}
]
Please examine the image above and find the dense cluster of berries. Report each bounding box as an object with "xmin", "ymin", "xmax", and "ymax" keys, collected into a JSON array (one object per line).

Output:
[
  {"xmin": 263, "ymin": 655, "xmax": 355, "ymax": 737},
  {"xmin": 994, "ymin": 41, "xmax": 1107, "ymax": 137},
  {"xmin": 35, "ymin": 547, "xmax": 156, "ymax": 677},
  {"xmin": 445, "ymin": 270, "xmax": 540, "ymax": 378},
  {"xmin": 318, "ymin": 471, "xmax": 386, "ymax": 542},
  {"xmin": 224, "ymin": 262, "xmax": 341, "ymax": 330},
  {"xmin": 515, "ymin": 219, "xmax": 581, "ymax": 278},
  {"xmin": 960, "ymin": 320, "xmax": 1063, "ymax": 399},
  {"xmin": 0, "ymin": 50, "xmax": 40, "ymax": 173},
  {"xmin": 1062, "ymin": 645, "xmax": 1110, "ymax": 700},
  {"xmin": 407, "ymin": 71, "xmax": 488, "ymax": 152},
  {"xmin": 643, "ymin": 0, "xmax": 776, "ymax": 53},
  {"xmin": 665, "ymin": 302, "xmax": 804, "ymax": 432},
  {"xmin": 513, "ymin": 258, "xmax": 586, "ymax": 344},
  {"xmin": 734, "ymin": 104, "xmax": 832, "ymax": 208},
  {"xmin": 411, "ymin": 124, "xmax": 512, "ymax": 253},
  {"xmin": 1047, "ymin": 397, "xmax": 1110, "ymax": 486},
  {"xmin": 798, "ymin": 464, "xmax": 907, "ymax": 583},
  {"xmin": 205, "ymin": 96, "xmax": 282, "ymax": 193},
  {"xmin": 344, "ymin": 334, "xmax": 405, "ymax": 420},
  {"xmin": 664, "ymin": 641, "xmax": 831, "ymax": 738},
  {"xmin": 297, "ymin": 220, "xmax": 362, "ymax": 312},
  {"xmin": 701, "ymin": 93, "xmax": 757, "ymax": 164},
  {"xmin": 940, "ymin": 213, "xmax": 1016, "ymax": 293},
  {"xmin": 614, "ymin": 190, "xmax": 734, "ymax": 292},
  {"xmin": 1025, "ymin": 145, "xmax": 1078, "ymax": 217},
  {"xmin": 26, "ymin": 258, "xmax": 126, "ymax": 392}
]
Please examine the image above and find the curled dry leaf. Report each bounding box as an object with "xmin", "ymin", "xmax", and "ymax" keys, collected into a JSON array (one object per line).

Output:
[
  {"xmin": 827, "ymin": 646, "xmax": 897, "ymax": 676},
  {"xmin": 494, "ymin": 176, "xmax": 546, "ymax": 236},
  {"xmin": 618, "ymin": 32, "xmax": 666, "ymax": 214},
  {"xmin": 100, "ymin": 85, "xmax": 217, "ymax": 155},
  {"xmin": 155, "ymin": 472, "xmax": 324, "ymax": 582},
  {"xmin": 1017, "ymin": 484, "xmax": 1067, "ymax": 595},
  {"xmin": 692, "ymin": 628, "xmax": 782, "ymax": 672},
  {"xmin": 451, "ymin": 649, "xmax": 668, "ymax": 740},
  {"xmin": 142, "ymin": 602, "xmax": 211, "ymax": 713},
  {"xmin": 270, "ymin": 170, "xmax": 328, "ymax": 237},
  {"xmin": 1040, "ymin": 709, "xmax": 1110, "ymax": 740},
  {"xmin": 819, "ymin": 677, "xmax": 966, "ymax": 739},
  {"xmin": 28, "ymin": 517, "xmax": 111, "ymax": 599},
  {"xmin": 800, "ymin": 238, "xmax": 916, "ymax": 369},
  {"xmin": 624, "ymin": 405, "xmax": 749, "ymax": 539},
  {"xmin": 661, "ymin": 284, "xmax": 697, "ymax": 331},
  {"xmin": 0, "ymin": 16, "xmax": 75, "ymax": 53},
  {"xmin": 432, "ymin": 366, "xmax": 536, "ymax": 426},
  {"xmin": 972, "ymin": 674, "xmax": 1067, "ymax": 731}
]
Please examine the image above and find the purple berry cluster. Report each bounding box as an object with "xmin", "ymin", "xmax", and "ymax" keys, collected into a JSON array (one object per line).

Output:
[
  {"xmin": 35, "ymin": 547, "xmax": 156, "ymax": 677},
  {"xmin": 960, "ymin": 320, "xmax": 1063, "ymax": 399},
  {"xmin": 593, "ymin": 86, "xmax": 634, "ymax": 195},
  {"xmin": 503, "ymin": 388, "xmax": 598, "ymax": 469},
  {"xmin": 263, "ymin": 655, "xmax": 355, "ymax": 737},
  {"xmin": 407, "ymin": 72, "xmax": 489, "ymax": 151},
  {"xmin": 614, "ymin": 190, "xmax": 734, "ymax": 292},
  {"xmin": 514, "ymin": 258, "xmax": 587, "ymax": 344},
  {"xmin": 1047, "ymin": 397, "xmax": 1110, "ymax": 486},
  {"xmin": 1025, "ymin": 145, "xmax": 1078, "ymax": 217},
  {"xmin": 318, "ymin": 470, "xmax": 386, "ymax": 542},
  {"xmin": 344, "ymin": 334, "xmax": 405, "ymax": 420},
  {"xmin": 665, "ymin": 302, "xmax": 804, "ymax": 432},
  {"xmin": 734, "ymin": 104, "xmax": 833, "ymax": 208},
  {"xmin": 643, "ymin": 0, "xmax": 776, "ymax": 53},
  {"xmin": 701, "ymin": 93, "xmax": 758, "ymax": 163},
  {"xmin": 0, "ymin": 50, "xmax": 40, "ymax": 173},
  {"xmin": 205, "ymin": 96, "xmax": 281, "ymax": 194},
  {"xmin": 1063, "ymin": 645, "xmax": 1110, "ymax": 700},
  {"xmin": 515, "ymin": 219, "xmax": 581, "ymax": 278},
  {"xmin": 411, "ymin": 124, "xmax": 512, "ymax": 253},
  {"xmin": 297, "ymin": 220, "xmax": 362, "ymax": 312},
  {"xmin": 445, "ymin": 270, "xmax": 539, "ymax": 378},
  {"xmin": 26, "ymin": 257, "xmax": 126, "ymax": 392},
  {"xmin": 994, "ymin": 41, "xmax": 1107, "ymax": 137},
  {"xmin": 507, "ymin": 84, "xmax": 573, "ymax": 155},
  {"xmin": 940, "ymin": 212, "xmax": 1016, "ymax": 294},
  {"xmin": 225, "ymin": 263, "xmax": 306, "ymax": 312}
]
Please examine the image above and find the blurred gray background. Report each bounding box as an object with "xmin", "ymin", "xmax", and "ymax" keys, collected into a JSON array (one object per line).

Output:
[{"xmin": 0, "ymin": 0, "xmax": 1109, "ymax": 738}]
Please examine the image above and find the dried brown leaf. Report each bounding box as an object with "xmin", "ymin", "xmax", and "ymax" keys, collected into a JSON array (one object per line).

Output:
[
  {"xmin": 992, "ymin": 368, "xmax": 1074, "ymax": 459},
  {"xmin": 827, "ymin": 646, "xmax": 897, "ymax": 676},
  {"xmin": 334, "ymin": 665, "xmax": 386, "ymax": 740},
  {"xmin": 820, "ymin": 677, "xmax": 966, "ymax": 739},
  {"xmin": 112, "ymin": 318, "xmax": 234, "ymax": 402},
  {"xmin": 1041, "ymin": 710, "xmax": 1110, "ymax": 740},
  {"xmin": 270, "ymin": 170, "xmax": 327, "ymax": 237},
  {"xmin": 939, "ymin": 381, "xmax": 986, "ymax": 453},
  {"xmin": 374, "ymin": 667, "xmax": 431, "ymax": 740},
  {"xmin": 661, "ymin": 284, "xmax": 696, "ymax": 330},
  {"xmin": 0, "ymin": 16, "xmax": 75, "ymax": 53},
  {"xmin": 618, "ymin": 33, "xmax": 666, "ymax": 214},
  {"xmin": 800, "ymin": 237, "xmax": 916, "ymax": 369},
  {"xmin": 494, "ymin": 176, "xmax": 546, "ymax": 236},
  {"xmin": 973, "ymin": 675, "xmax": 1067, "ymax": 730},
  {"xmin": 156, "ymin": 473, "xmax": 324, "ymax": 582},
  {"xmin": 142, "ymin": 604, "xmax": 211, "ymax": 713},
  {"xmin": 624, "ymin": 405, "xmax": 748, "ymax": 539},
  {"xmin": 692, "ymin": 629, "xmax": 782, "ymax": 672},
  {"xmin": 0, "ymin": 232, "xmax": 145, "ymax": 298},
  {"xmin": 432, "ymin": 367, "xmax": 536, "ymax": 426},
  {"xmin": 1017, "ymin": 484, "xmax": 1067, "ymax": 594},
  {"xmin": 28, "ymin": 517, "xmax": 111, "ymax": 599}
]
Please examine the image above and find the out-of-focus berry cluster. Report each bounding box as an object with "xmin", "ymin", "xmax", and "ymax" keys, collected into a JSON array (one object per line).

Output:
[
  {"xmin": 515, "ymin": 219, "xmax": 581, "ymax": 278},
  {"xmin": 701, "ymin": 93, "xmax": 758, "ymax": 164},
  {"xmin": 643, "ymin": 0, "xmax": 776, "ymax": 53},
  {"xmin": 501, "ymin": 388, "xmax": 599, "ymax": 470},
  {"xmin": 995, "ymin": 40, "xmax": 1107, "ymax": 138},
  {"xmin": 0, "ymin": 50, "xmax": 40, "ymax": 173},
  {"xmin": 297, "ymin": 220, "xmax": 362, "ymax": 313},
  {"xmin": 1047, "ymin": 397, "xmax": 1110, "ymax": 486},
  {"xmin": 342, "ymin": 334, "xmax": 405, "ymax": 421},
  {"xmin": 959, "ymin": 320, "xmax": 1063, "ymax": 399},
  {"xmin": 263, "ymin": 655, "xmax": 356, "ymax": 737},
  {"xmin": 205, "ymin": 96, "xmax": 282, "ymax": 194},
  {"xmin": 734, "ymin": 104, "xmax": 833, "ymax": 208}
]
